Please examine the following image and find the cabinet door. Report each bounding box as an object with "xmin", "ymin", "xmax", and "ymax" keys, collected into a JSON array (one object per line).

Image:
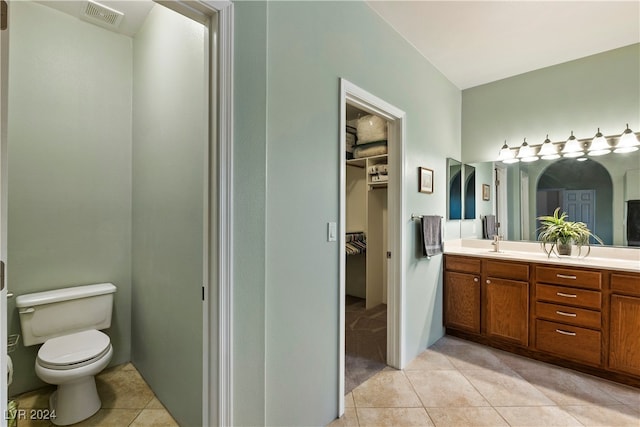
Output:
[
  {"xmin": 485, "ymin": 277, "xmax": 529, "ymax": 346},
  {"xmin": 609, "ymin": 294, "xmax": 640, "ymax": 376},
  {"xmin": 444, "ymin": 271, "xmax": 480, "ymax": 333}
]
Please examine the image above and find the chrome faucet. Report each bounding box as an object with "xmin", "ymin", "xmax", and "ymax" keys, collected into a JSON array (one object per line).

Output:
[{"xmin": 491, "ymin": 234, "xmax": 503, "ymax": 252}]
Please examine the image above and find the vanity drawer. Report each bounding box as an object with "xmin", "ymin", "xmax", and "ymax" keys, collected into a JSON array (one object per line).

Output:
[
  {"xmin": 536, "ymin": 319, "xmax": 601, "ymax": 366},
  {"xmin": 484, "ymin": 260, "xmax": 529, "ymax": 281},
  {"xmin": 536, "ymin": 283, "xmax": 601, "ymax": 310},
  {"xmin": 445, "ymin": 255, "xmax": 481, "ymax": 274},
  {"xmin": 611, "ymin": 273, "xmax": 640, "ymax": 297},
  {"xmin": 535, "ymin": 302, "xmax": 601, "ymax": 329},
  {"xmin": 536, "ymin": 266, "xmax": 602, "ymax": 290}
]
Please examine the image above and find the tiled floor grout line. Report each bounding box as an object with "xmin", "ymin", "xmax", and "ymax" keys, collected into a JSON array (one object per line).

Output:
[
  {"xmin": 465, "ymin": 355, "xmax": 584, "ymax": 426},
  {"xmin": 127, "ymin": 408, "xmax": 145, "ymax": 427},
  {"xmin": 400, "ymin": 369, "xmax": 437, "ymax": 426},
  {"xmin": 442, "ymin": 354, "xmax": 519, "ymax": 427}
]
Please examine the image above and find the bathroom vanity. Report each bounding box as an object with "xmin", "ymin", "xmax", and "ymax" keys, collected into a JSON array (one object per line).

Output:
[{"xmin": 443, "ymin": 240, "xmax": 640, "ymax": 387}]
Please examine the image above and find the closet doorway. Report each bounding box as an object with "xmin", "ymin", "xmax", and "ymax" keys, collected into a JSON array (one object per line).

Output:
[{"xmin": 338, "ymin": 79, "xmax": 406, "ymax": 415}]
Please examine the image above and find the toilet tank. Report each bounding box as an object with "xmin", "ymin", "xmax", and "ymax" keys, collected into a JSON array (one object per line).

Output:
[{"xmin": 16, "ymin": 283, "xmax": 117, "ymax": 346}]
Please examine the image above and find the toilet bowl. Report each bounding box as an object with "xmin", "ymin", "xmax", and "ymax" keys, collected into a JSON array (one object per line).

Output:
[
  {"xmin": 16, "ymin": 283, "xmax": 117, "ymax": 426},
  {"xmin": 35, "ymin": 330, "xmax": 113, "ymax": 425}
]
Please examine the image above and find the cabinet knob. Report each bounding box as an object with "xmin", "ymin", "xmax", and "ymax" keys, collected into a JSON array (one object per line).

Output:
[
  {"xmin": 474, "ymin": 277, "xmax": 479, "ymax": 282},
  {"xmin": 486, "ymin": 279, "xmax": 491, "ymax": 284}
]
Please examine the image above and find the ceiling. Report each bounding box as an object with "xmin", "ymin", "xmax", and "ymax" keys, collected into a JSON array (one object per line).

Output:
[
  {"xmin": 38, "ymin": 1, "xmax": 640, "ymax": 89},
  {"xmin": 366, "ymin": 1, "xmax": 640, "ymax": 90},
  {"xmin": 38, "ymin": 0, "xmax": 154, "ymax": 37}
]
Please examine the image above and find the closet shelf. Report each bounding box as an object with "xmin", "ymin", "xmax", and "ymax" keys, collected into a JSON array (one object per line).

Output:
[
  {"xmin": 346, "ymin": 153, "xmax": 387, "ymax": 168},
  {"xmin": 369, "ymin": 182, "xmax": 387, "ymax": 189}
]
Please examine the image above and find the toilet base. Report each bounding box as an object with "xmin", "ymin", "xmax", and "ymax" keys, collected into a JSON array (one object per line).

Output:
[{"xmin": 49, "ymin": 376, "xmax": 101, "ymax": 426}]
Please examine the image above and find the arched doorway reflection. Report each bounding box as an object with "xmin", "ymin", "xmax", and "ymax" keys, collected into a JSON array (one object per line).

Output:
[{"xmin": 536, "ymin": 158, "xmax": 613, "ymax": 244}]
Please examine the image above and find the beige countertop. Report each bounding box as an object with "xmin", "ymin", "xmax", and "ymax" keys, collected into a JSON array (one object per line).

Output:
[{"xmin": 444, "ymin": 239, "xmax": 640, "ymax": 274}]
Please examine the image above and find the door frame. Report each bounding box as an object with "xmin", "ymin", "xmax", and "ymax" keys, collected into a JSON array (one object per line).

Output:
[
  {"xmin": 495, "ymin": 164, "xmax": 508, "ymax": 239},
  {"xmin": 338, "ymin": 78, "xmax": 406, "ymax": 415},
  {"xmin": 156, "ymin": 2, "xmax": 235, "ymax": 425},
  {"xmin": 0, "ymin": 2, "xmax": 235, "ymax": 426},
  {"xmin": 0, "ymin": 1, "xmax": 9, "ymax": 424}
]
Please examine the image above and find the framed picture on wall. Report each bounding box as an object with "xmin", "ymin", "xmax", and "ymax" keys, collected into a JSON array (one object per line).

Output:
[
  {"xmin": 482, "ymin": 184, "xmax": 491, "ymax": 201},
  {"xmin": 419, "ymin": 167, "xmax": 433, "ymax": 194}
]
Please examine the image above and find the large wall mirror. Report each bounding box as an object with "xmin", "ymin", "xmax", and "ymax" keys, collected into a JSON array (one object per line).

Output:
[{"xmin": 474, "ymin": 149, "xmax": 640, "ymax": 247}]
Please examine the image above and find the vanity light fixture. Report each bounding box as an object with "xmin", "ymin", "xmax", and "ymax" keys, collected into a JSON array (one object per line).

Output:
[
  {"xmin": 614, "ymin": 124, "xmax": 640, "ymax": 153},
  {"xmin": 561, "ymin": 131, "xmax": 584, "ymax": 158},
  {"xmin": 538, "ymin": 135, "xmax": 560, "ymax": 160},
  {"xmin": 576, "ymin": 157, "xmax": 588, "ymax": 162},
  {"xmin": 496, "ymin": 127, "xmax": 640, "ymax": 163},
  {"xmin": 588, "ymin": 128, "xmax": 611, "ymax": 156},
  {"xmin": 498, "ymin": 141, "xmax": 519, "ymax": 163},
  {"xmin": 517, "ymin": 138, "xmax": 539, "ymax": 162}
]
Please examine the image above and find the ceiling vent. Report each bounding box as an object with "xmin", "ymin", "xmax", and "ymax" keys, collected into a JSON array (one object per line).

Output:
[{"xmin": 81, "ymin": 0, "xmax": 124, "ymax": 29}]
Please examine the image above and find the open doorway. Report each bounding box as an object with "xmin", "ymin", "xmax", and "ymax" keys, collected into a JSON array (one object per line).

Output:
[
  {"xmin": 1, "ymin": 1, "xmax": 234, "ymax": 425},
  {"xmin": 536, "ymin": 158, "xmax": 612, "ymax": 244},
  {"xmin": 338, "ymin": 79, "xmax": 406, "ymax": 415},
  {"xmin": 344, "ymin": 104, "xmax": 389, "ymax": 394},
  {"xmin": 0, "ymin": 1, "xmax": 232, "ymax": 425}
]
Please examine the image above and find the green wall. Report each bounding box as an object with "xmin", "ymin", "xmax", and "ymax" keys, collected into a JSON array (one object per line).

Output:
[
  {"xmin": 233, "ymin": 1, "xmax": 461, "ymax": 425},
  {"xmin": 232, "ymin": 2, "xmax": 268, "ymax": 426},
  {"xmin": 6, "ymin": 2, "xmax": 132, "ymax": 394},
  {"xmin": 462, "ymin": 44, "xmax": 640, "ymax": 163},
  {"xmin": 131, "ymin": 6, "xmax": 206, "ymax": 427}
]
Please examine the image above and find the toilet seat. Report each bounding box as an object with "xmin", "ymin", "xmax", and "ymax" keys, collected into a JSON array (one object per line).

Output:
[{"xmin": 37, "ymin": 330, "xmax": 111, "ymax": 371}]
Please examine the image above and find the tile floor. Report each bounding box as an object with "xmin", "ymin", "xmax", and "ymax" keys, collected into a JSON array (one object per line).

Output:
[
  {"xmin": 329, "ymin": 335, "xmax": 640, "ymax": 427},
  {"xmin": 12, "ymin": 363, "xmax": 178, "ymax": 427}
]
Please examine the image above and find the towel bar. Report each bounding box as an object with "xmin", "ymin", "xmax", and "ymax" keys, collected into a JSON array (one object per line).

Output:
[{"xmin": 411, "ymin": 214, "xmax": 443, "ymax": 221}]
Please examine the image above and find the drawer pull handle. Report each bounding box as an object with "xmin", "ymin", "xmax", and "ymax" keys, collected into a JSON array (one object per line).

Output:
[
  {"xmin": 556, "ymin": 292, "xmax": 577, "ymax": 298},
  {"xmin": 555, "ymin": 329, "xmax": 577, "ymax": 336},
  {"xmin": 556, "ymin": 310, "xmax": 577, "ymax": 317},
  {"xmin": 557, "ymin": 274, "xmax": 577, "ymax": 280}
]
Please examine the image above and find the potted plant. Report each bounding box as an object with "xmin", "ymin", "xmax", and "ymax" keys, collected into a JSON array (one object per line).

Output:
[{"xmin": 537, "ymin": 207, "xmax": 603, "ymax": 257}]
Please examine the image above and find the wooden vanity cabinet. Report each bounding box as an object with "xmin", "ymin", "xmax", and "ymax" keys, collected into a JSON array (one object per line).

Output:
[
  {"xmin": 443, "ymin": 254, "xmax": 640, "ymax": 387},
  {"xmin": 443, "ymin": 256, "xmax": 530, "ymax": 344},
  {"xmin": 483, "ymin": 260, "xmax": 530, "ymax": 346},
  {"xmin": 609, "ymin": 273, "xmax": 640, "ymax": 377},
  {"xmin": 443, "ymin": 256, "xmax": 481, "ymax": 333},
  {"xmin": 534, "ymin": 266, "xmax": 603, "ymax": 366}
]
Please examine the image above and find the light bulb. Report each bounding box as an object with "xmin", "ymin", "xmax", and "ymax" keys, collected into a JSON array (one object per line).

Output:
[
  {"xmin": 517, "ymin": 138, "xmax": 538, "ymax": 162},
  {"xmin": 614, "ymin": 124, "xmax": 639, "ymax": 154},
  {"xmin": 588, "ymin": 128, "xmax": 610, "ymax": 156},
  {"xmin": 538, "ymin": 135, "xmax": 560, "ymax": 160},
  {"xmin": 498, "ymin": 141, "xmax": 517, "ymax": 162},
  {"xmin": 562, "ymin": 131, "xmax": 584, "ymax": 157}
]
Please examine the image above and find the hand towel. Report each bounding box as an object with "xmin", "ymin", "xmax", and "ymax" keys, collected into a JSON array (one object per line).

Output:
[
  {"xmin": 421, "ymin": 215, "xmax": 442, "ymax": 257},
  {"xmin": 482, "ymin": 215, "xmax": 497, "ymax": 239}
]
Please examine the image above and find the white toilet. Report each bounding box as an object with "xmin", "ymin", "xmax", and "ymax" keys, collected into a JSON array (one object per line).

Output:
[{"xmin": 16, "ymin": 283, "xmax": 117, "ymax": 426}]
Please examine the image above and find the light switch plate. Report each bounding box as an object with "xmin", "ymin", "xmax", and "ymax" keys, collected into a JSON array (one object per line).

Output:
[{"xmin": 328, "ymin": 222, "xmax": 337, "ymax": 242}]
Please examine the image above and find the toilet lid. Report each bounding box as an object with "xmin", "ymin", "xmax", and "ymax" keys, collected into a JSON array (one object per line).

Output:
[{"xmin": 37, "ymin": 330, "xmax": 111, "ymax": 369}]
